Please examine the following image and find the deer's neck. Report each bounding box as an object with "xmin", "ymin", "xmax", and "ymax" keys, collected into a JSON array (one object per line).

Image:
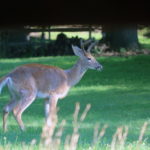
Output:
[{"xmin": 65, "ymin": 59, "xmax": 87, "ymax": 87}]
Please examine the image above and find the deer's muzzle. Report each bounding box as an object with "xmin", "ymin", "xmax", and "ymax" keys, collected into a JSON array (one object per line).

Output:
[{"xmin": 95, "ymin": 65, "xmax": 103, "ymax": 71}]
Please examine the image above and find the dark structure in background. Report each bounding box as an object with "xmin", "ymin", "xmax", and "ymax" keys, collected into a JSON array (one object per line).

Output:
[
  {"xmin": 0, "ymin": 24, "xmax": 143, "ymax": 58},
  {"xmin": 0, "ymin": 27, "xmax": 30, "ymax": 58},
  {"xmin": 0, "ymin": 26, "xmax": 94, "ymax": 58},
  {"xmin": 0, "ymin": 3, "xmax": 149, "ymax": 58}
]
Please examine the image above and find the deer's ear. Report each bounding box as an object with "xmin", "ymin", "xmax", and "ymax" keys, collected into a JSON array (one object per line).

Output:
[{"xmin": 72, "ymin": 45, "xmax": 85, "ymax": 58}]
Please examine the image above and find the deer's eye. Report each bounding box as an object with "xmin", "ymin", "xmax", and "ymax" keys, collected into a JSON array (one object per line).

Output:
[{"xmin": 87, "ymin": 58, "xmax": 92, "ymax": 61}]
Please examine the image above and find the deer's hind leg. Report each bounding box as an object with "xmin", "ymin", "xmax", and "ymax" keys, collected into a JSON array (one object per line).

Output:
[
  {"xmin": 3, "ymin": 96, "xmax": 18, "ymax": 132},
  {"xmin": 12, "ymin": 89, "xmax": 36, "ymax": 131}
]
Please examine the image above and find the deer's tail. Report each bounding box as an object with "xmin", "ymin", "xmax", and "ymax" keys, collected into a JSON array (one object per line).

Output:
[{"xmin": 0, "ymin": 76, "xmax": 10, "ymax": 94}]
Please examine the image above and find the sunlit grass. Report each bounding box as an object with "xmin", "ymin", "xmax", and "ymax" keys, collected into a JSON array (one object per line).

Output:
[
  {"xmin": 43, "ymin": 31, "xmax": 102, "ymax": 40},
  {"xmin": 138, "ymin": 35, "xmax": 150, "ymax": 49}
]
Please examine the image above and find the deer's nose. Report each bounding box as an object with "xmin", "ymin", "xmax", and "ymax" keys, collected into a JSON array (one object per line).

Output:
[{"xmin": 96, "ymin": 65, "xmax": 103, "ymax": 71}]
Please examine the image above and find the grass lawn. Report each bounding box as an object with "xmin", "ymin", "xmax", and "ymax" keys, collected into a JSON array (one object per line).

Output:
[{"xmin": 0, "ymin": 55, "xmax": 150, "ymax": 149}]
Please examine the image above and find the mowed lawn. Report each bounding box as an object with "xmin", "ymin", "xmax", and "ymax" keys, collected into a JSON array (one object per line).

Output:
[{"xmin": 0, "ymin": 55, "xmax": 150, "ymax": 149}]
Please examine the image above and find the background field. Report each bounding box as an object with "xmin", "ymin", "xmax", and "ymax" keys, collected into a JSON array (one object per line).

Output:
[{"xmin": 0, "ymin": 54, "xmax": 150, "ymax": 149}]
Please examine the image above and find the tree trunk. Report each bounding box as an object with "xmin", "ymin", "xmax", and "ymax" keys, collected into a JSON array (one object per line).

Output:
[{"xmin": 100, "ymin": 24, "xmax": 139, "ymax": 51}]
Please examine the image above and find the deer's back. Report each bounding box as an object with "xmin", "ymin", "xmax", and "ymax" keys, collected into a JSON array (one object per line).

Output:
[{"xmin": 8, "ymin": 64, "xmax": 70, "ymax": 99}]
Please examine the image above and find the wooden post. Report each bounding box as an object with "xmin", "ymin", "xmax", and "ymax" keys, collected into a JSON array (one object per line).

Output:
[
  {"xmin": 48, "ymin": 26, "xmax": 51, "ymax": 40},
  {"xmin": 89, "ymin": 26, "xmax": 92, "ymax": 39}
]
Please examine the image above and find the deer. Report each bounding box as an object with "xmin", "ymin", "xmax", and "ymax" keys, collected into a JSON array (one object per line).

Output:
[{"xmin": 0, "ymin": 39, "xmax": 103, "ymax": 132}]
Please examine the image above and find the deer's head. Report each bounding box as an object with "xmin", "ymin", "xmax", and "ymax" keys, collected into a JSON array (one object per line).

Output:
[{"xmin": 72, "ymin": 39, "xmax": 103, "ymax": 71}]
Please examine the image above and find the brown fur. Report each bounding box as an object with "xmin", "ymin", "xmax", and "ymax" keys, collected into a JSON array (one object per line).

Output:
[{"xmin": 0, "ymin": 43, "xmax": 102, "ymax": 131}]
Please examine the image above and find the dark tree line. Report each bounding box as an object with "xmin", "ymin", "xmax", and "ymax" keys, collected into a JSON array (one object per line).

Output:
[{"xmin": 0, "ymin": 32, "xmax": 82, "ymax": 58}]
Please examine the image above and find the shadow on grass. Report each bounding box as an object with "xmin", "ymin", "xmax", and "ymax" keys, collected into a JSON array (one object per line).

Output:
[{"xmin": 0, "ymin": 125, "xmax": 42, "ymax": 145}]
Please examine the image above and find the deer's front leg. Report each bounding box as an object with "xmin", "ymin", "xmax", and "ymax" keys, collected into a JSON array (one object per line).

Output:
[
  {"xmin": 45, "ymin": 96, "xmax": 58, "ymax": 127},
  {"xmin": 45, "ymin": 98, "xmax": 50, "ymax": 119}
]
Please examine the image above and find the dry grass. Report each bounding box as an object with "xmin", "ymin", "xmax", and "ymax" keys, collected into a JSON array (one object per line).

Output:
[
  {"xmin": 40, "ymin": 103, "xmax": 91, "ymax": 150},
  {"xmin": 38, "ymin": 103, "xmax": 149, "ymax": 150},
  {"xmin": 0, "ymin": 103, "xmax": 149, "ymax": 150}
]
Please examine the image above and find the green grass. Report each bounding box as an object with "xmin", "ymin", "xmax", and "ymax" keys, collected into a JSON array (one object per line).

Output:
[
  {"xmin": 0, "ymin": 55, "xmax": 150, "ymax": 149},
  {"xmin": 138, "ymin": 35, "xmax": 150, "ymax": 49}
]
